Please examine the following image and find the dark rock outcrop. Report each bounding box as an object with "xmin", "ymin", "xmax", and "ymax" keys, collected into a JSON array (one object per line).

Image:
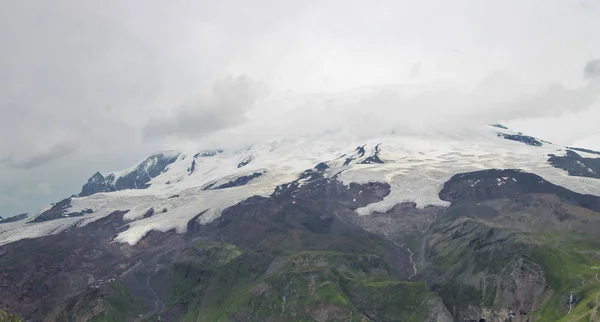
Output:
[
  {"xmin": 79, "ymin": 172, "xmax": 114, "ymax": 196},
  {"xmin": 237, "ymin": 157, "xmax": 252, "ymax": 168},
  {"xmin": 142, "ymin": 208, "xmax": 155, "ymax": 219},
  {"xmin": 314, "ymin": 162, "xmax": 329, "ymax": 171},
  {"xmin": 189, "ymin": 150, "xmax": 223, "ymax": 175},
  {"xmin": 0, "ymin": 213, "xmax": 28, "ymax": 224},
  {"xmin": 490, "ymin": 123, "xmax": 508, "ymax": 129},
  {"xmin": 30, "ymin": 198, "xmax": 71, "ymax": 222},
  {"xmin": 202, "ymin": 182, "xmax": 217, "ymax": 190},
  {"xmin": 497, "ymin": 133, "xmax": 543, "ymax": 147},
  {"xmin": 194, "ymin": 149, "xmax": 223, "ymax": 158},
  {"xmin": 439, "ymin": 169, "xmax": 600, "ymax": 212},
  {"xmin": 187, "ymin": 159, "xmax": 196, "ymax": 175},
  {"xmin": 30, "ymin": 198, "xmax": 94, "ymax": 223},
  {"xmin": 361, "ymin": 144, "xmax": 384, "ymax": 164},
  {"xmin": 214, "ymin": 172, "xmax": 264, "ymax": 189},
  {"xmin": 356, "ymin": 145, "xmax": 366, "ymax": 157},
  {"xmin": 297, "ymin": 168, "xmax": 324, "ymax": 182},
  {"xmin": 548, "ymin": 150, "xmax": 600, "ymax": 179},
  {"xmin": 79, "ymin": 153, "xmax": 180, "ymax": 197}
]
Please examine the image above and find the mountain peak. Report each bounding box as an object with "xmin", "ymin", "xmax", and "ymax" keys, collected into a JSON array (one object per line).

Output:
[{"xmin": 78, "ymin": 152, "xmax": 180, "ymax": 197}]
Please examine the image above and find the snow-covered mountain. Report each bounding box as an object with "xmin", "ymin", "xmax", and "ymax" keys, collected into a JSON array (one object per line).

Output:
[
  {"xmin": 1, "ymin": 124, "xmax": 599, "ymax": 246},
  {"xmin": 2, "ymin": 123, "xmax": 600, "ymax": 321},
  {"xmin": 78, "ymin": 152, "xmax": 181, "ymax": 197}
]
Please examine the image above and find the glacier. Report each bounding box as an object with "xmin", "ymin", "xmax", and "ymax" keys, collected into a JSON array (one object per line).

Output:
[{"xmin": 1, "ymin": 125, "xmax": 599, "ymax": 247}]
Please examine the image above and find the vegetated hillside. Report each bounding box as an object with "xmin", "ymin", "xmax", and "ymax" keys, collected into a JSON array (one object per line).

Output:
[
  {"xmin": 0, "ymin": 173, "xmax": 451, "ymax": 321},
  {"xmin": 350, "ymin": 169, "xmax": 600, "ymax": 321},
  {"xmin": 0, "ymin": 310, "xmax": 21, "ymax": 322},
  {"xmin": 2, "ymin": 167, "xmax": 600, "ymax": 321}
]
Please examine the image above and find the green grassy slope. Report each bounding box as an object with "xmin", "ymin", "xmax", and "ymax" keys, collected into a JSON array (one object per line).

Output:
[
  {"xmin": 0, "ymin": 310, "xmax": 21, "ymax": 322},
  {"xmin": 191, "ymin": 250, "xmax": 434, "ymax": 322}
]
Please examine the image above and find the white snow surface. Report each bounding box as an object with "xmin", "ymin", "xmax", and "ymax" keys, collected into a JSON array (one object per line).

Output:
[{"xmin": 1, "ymin": 125, "xmax": 599, "ymax": 246}]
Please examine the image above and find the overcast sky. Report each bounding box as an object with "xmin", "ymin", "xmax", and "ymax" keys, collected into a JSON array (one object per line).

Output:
[{"xmin": 1, "ymin": 0, "xmax": 599, "ymax": 217}]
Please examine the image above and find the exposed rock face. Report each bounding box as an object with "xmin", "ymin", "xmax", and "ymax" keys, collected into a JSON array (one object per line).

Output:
[
  {"xmin": 548, "ymin": 149, "xmax": 600, "ymax": 179},
  {"xmin": 361, "ymin": 143, "xmax": 384, "ymax": 164},
  {"xmin": 356, "ymin": 145, "xmax": 366, "ymax": 157},
  {"xmin": 490, "ymin": 123, "xmax": 508, "ymax": 129},
  {"xmin": 349, "ymin": 200, "xmax": 551, "ymax": 321},
  {"xmin": 194, "ymin": 149, "xmax": 223, "ymax": 158},
  {"xmin": 439, "ymin": 169, "xmax": 600, "ymax": 212},
  {"xmin": 237, "ymin": 157, "xmax": 252, "ymax": 168},
  {"xmin": 79, "ymin": 172, "xmax": 113, "ymax": 196},
  {"xmin": 497, "ymin": 132, "xmax": 543, "ymax": 146},
  {"xmin": 420, "ymin": 215, "xmax": 552, "ymax": 321},
  {"xmin": 314, "ymin": 162, "xmax": 329, "ymax": 171},
  {"xmin": 188, "ymin": 150, "xmax": 223, "ymax": 175},
  {"xmin": 0, "ymin": 214, "xmax": 27, "ymax": 224},
  {"xmin": 213, "ymin": 172, "xmax": 264, "ymax": 189},
  {"xmin": 79, "ymin": 153, "xmax": 179, "ymax": 197},
  {"xmin": 29, "ymin": 198, "xmax": 93, "ymax": 223},
  {"xmin": 186, "ymin": 159, "xmax": 196, "ymax": 175},
  {"xmin": 115, "ymin": 153, "xmax": 180, "ymax": 191},
  {"xmin": 343, "ymin": 145, "xmax": 368, "ymax": 166},
  {"xmin": 426, "ymin": 169, "xmax": 600, "ymax": 320}
]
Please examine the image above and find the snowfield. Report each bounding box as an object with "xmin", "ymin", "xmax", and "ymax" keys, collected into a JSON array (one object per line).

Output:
[{"xmin": 1, "ymin": 125, "xmax": 599, "ymax": 246}]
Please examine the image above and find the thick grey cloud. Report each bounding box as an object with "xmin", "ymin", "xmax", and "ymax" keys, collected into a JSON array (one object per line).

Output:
[
  {"xmin": 193, "ymin": 69, "xmax": 600, "ymax": 152},
  {"xmin": 0, "ymin": 141, "xmax": 80, "ymax": 170},
  {"xmin": 144, "ymin": 75, "xmax": 269, "ymax": 140},
  {"xmin": 1, "ymin": 0, "xmax": 600, "ymax": 217},
  {"xmin": 408, "ymin": 63, "xmax": 422, "ymax": 78},
  {"xmin": 584, "ymin": 59, "xmax": 600, "ymax": 79},
  {"xmin": 18, "ymin": 183, "xmax": 52, "ymax": 197}
]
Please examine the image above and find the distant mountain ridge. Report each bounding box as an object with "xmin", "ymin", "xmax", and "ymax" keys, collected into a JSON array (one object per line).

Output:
[{"xmin": 78, "ymin": 152, "xmax": 180, "ymax": 196}]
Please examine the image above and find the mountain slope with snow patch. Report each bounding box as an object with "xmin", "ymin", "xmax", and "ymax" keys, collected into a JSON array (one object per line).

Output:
[{"xmin": 0, "ymin": 125, "xmax": 598, "ymax": 247}]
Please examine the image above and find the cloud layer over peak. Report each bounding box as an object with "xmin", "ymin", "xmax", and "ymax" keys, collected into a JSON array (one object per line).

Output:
[{"xmin": 1, "ymin": 0, "xmax": 600, "ymax": 217}]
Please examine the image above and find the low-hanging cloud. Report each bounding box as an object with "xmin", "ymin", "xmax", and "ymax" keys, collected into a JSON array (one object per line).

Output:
[
  {"xmin": 192, "ymin": 60, "xmax": 600, "ymax": 149},
  {"xmin": 18, "ymin": 182, "xmax": 52, "ymax": 196},
  {"xmin": 1, "ymin": 140, "xmax": 80, "ymax": 170},
  {"xmin": 584, "ymin": 58, "xmax": 600, "ymax": 79},
  {"xmin": 143, "ymin": 75, "xmax": 269, "ymax": 141},
  {"xmin": 408, "ymin": 63, "xmax": 421, "ymax": 78}
]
